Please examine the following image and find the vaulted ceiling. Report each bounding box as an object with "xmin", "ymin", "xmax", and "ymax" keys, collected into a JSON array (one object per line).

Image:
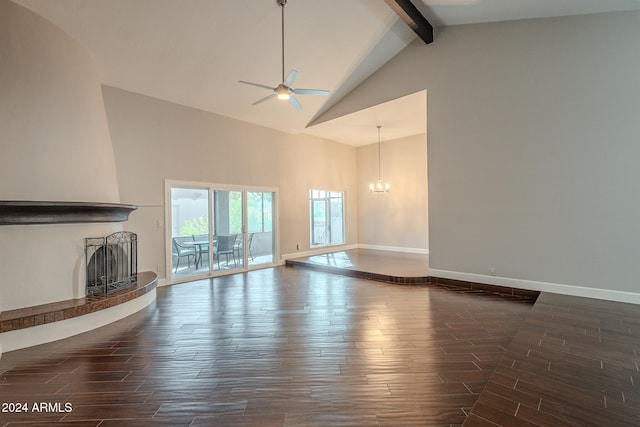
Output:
[{"xmin": 13, "ymin": 0, "xmax": 640, "ymax": 145}]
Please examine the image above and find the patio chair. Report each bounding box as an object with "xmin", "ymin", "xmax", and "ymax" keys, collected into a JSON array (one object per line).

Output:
[
  {"xmin": 234, "ymin": 233, "xmax": 254, "ymax": 261},
  {"xmin": 215, "ymin": 234, "xmax": 236, "ymax": 268},
  {"xmin": 172, "ymin": 237, "xmax": 196, "ymax": 272}
]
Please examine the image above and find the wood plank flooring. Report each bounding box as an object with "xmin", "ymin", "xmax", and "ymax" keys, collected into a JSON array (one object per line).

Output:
[
  {"xmin": 465, "ymin": 292, "xmax": 640, "ymax": 426},
  {"xmin": 3, "ymin": 257, "xmax": 640, "ymax": 427},
  {"xmin": 289, "ymin": 249, "xmax": 430, "ymax": 278},
  {"xmin": 1, "ymin": 267, "xmax": 533, "ymax": 426}
]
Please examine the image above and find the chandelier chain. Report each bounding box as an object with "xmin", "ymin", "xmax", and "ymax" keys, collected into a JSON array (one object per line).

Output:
[
  {"xmin": 377, "ymin": 125, "xmax": 382, "ymax": 181},
  {"xmin": 369, "ymin": 125, "xmax": 390, "ymax": 193}
]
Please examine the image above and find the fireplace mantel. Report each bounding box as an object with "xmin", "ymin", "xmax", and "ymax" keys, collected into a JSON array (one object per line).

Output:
[{"xmin": 0, "ymin": 201, "xmax": 137, "ymax": 225}]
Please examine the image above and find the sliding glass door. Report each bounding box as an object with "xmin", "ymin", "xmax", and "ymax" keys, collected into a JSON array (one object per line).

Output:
[
  {"xmin": 170, "ymin": 187, "xmax": 211, "ymax": 280},
  {"xmin": 247, "ymin": 191, "xmax": 274, "ymax": 267},
  {"xmin": 212, "ymin": 189, "xmax": 244, "ymax": 273},
  {"xmin": 167, "ymin": 182, "xmax": 277, "ymax": 282}
]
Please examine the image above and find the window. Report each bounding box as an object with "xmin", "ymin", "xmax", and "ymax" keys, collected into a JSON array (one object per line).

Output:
[
  {"xmin": 310, "ymin": 189, "xmax": 345, "ymax": 246},
  {"xmin": 168, "ymin": 182, "xmax": 278, "ymax": 279},
  {"xmin": 248, "ymin": 192, "xmax": 273, "ymax": 233}
]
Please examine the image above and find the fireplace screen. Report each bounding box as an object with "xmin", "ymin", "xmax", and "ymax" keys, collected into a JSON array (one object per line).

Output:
[{"xmin": 86, "ymin": 231, "xmax": 137, "ymax": 295}]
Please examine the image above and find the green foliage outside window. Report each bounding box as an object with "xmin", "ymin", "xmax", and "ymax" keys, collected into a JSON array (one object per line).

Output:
[
  {"xmin": 180, "ymin": 216, "xmax": 208, "ymax": 236},
  {"xmin": 229, "ymin": 192, "xmax": 273, "ymax": 233},
  {"xmin": 177, "ymin": 192, "xmax": 273, "ymax": 237},
  {"xmin": 229, "ymin": 192, "xmax": 242, "ymax": 234},
  {"xmin": 248, "ymin": 192, "xmax": 272, "ymax": 233}
]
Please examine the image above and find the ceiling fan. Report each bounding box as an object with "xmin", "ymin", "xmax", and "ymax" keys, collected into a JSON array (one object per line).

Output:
[{"xmin": 239, "ymin": 0, "xmax": 329, "ymax": 109}]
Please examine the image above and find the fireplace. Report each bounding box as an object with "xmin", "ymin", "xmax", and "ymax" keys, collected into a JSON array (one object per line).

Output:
[
  {"xmin": 0, "ymin": 1, "xmax": 153, "ymax": 355},
  {"xmin": 86, "ymin": 231, "xmax": 138, "ymax": 295}
]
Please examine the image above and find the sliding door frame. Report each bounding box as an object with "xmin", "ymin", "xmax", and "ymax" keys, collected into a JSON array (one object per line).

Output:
[{"xmin": 165, "ymin": 180, "xmax": 279, "ymax": 284}]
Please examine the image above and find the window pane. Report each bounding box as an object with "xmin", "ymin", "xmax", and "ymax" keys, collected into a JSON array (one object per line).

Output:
[
  {"xmin": 247, "ymin": 191, "xmax": 275, "ymax": 267},
  {"xmin": 213, "ymin": 190, "xmax": 243, "ymax": 272},
  {"xmin": 312, "ymin": 200, "xmax": 326, "ymax": 245},
  {"xmin": 247, "ymin": 192, "xmax": 263, "ymax": 233},
  {"xmin": 171, "ymin": 188, "xmax": 209, "ymax": 238},
  {"xmin": 170, "ymin": 187, "xmax": 210, "ymax": 278},
  {"xmin": 228, "ymin": 191, "xmax": 243, "ymax": 234},
  {"xmin": 312, "ymin": 189, "xmax": 326, "ymax": 199},
  {"xmin": 329, "ymin": 198, "xmax": 343, "ymax": 243},
  {"xmin": 310, "ymin": 189, "xmax": 344, "ymax": 246},
  {"xmin": 263, "ymin": 193, "xmax": 272, "ymax": 232}
]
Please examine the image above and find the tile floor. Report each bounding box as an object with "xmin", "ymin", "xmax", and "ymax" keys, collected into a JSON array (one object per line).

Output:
[
  {"xmin": 1, "ymin": 266, "xmax": 531, "ymax": 426},
  {"xmin": 293, "ymin": 249, "xmax": 429, "ymax": 278},
  {"xmin": 2, "ymin": 250, "xmax": 639, "ymax": 426}
]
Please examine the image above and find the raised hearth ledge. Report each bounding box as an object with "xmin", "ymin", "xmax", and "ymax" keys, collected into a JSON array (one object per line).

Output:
[
  {"xmin": 0, "ymin": 272, "xmax": 157, "ymax": 356},
  {"xmin": 0, "ymin": 200, "xmax": 138, "ymax": 225}
]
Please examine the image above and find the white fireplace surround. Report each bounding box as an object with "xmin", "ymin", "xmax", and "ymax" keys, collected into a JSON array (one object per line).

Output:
[{"xmin": 0, "ymin": 1, "xmax": 155, "ymax": 355}]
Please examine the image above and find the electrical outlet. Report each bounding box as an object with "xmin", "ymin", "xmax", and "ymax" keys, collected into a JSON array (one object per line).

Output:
[
  {"xmin": 489, "ymin": 268, "xmax": 496, "ymax": 276},
  {"xmin": 156, "ymin": 265, "xmax": 163, "ymax": 273}
]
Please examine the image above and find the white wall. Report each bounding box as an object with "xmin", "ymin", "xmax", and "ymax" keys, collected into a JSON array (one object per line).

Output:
[
  {"xmin": 357, "ymin": 133, "xmax": 428, "ymax": 252},
  {"xmin": 101, "ymin": 86, "xmax": 359, "ymax": 278},
  {"xmin": 323, "ymin": 11, "xmax": 640, "ymax": 300},
  {"xmin": 0, "ymin": 1, "xmax": 119, "ymax": 203},
  {"xmin": 0, "ymin": 0, "xmax": 122, "ymax": 311}
]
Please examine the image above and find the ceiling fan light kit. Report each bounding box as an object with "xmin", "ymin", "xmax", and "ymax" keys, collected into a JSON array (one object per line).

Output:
[
  {"xmin": 276, "ymin": 85, "xmax": 291, "ymax": 100},
  {"xmin": 239, "ymin": 0, "xmax": 329, "ymax": 109}
]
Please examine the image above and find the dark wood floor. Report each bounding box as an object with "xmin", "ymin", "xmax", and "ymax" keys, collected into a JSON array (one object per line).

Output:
[
  {"xmin": 1, "ymin": 260, "xmax": 639, "ymax": 426},
  {"xmin": 290, "ymin": 249, "xmax": 430, "ymax": 278},
  {"xmin": 465, "ymin": 292, "xmax": 640, "ymax": 426},
  {"xmin": 1, "ymin": 266, "xmax": 532, "ymax": 426}
]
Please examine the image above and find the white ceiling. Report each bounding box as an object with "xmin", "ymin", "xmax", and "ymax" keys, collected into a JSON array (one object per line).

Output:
[
  {"xmin": 13, "ymin": 0, "xmax": 640, "ymax": 146},
  {"xmin": 305, "ymin": 90, "xmax": 427, "ymax": 147}
]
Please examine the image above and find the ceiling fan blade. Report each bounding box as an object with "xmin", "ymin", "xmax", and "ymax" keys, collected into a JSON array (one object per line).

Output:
[
  {"xmin": 293, "ymin": 88, "xmax": 330, "ymax": 96},
  {"xmin": 283, "ymin": 70, "xmax": 298, "ymax": 87},
  {"xmin": 289, "ymin": 95, "xmax": 302, "ymax": 110},
  {"xmin": 252, "ymin": 93, "xmax": 277, "ymax": 105},
  {"xmin": 239, "ymin": 80, "xmax": 275, "ymax": 91}
]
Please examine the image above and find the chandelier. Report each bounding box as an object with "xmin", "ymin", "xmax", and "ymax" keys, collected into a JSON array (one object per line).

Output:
[{"xmin": 369, "ymin": 126, "xmax": 390, "ymax": 193}]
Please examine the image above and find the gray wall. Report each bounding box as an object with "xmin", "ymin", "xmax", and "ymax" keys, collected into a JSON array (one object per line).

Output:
[
  {"xmin": 324, "ymin": 11, "xmax": 640, "ymax": 301},
  {"xmin": 357, "ymin": 133, "xmax": 428, "ymax": 252},
  {"xmin": 102, "ymin": 86, "xmax": 359, "ymax": 279}
]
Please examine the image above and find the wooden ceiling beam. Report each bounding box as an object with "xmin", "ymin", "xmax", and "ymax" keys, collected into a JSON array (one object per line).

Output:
[{"xmin": 385, "ymin": 0, "xmax": 434, "ymax": 44}]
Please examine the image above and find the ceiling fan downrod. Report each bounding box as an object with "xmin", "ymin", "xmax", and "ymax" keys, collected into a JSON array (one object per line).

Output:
[
  {"xmin": 238, "ymin": 0, "xmax": 329, "ymax": 109},
  {"xmin": 278, "ymin": 0, "xmax": 287, "ymax": 83}
]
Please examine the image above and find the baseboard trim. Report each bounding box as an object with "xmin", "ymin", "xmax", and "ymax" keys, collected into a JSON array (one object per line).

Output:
[
  {"xmin": 357, "ymin": 244, "xmax": 429, "ymax": 255},
  {"xmin": 428, "ymin": 269, "xmax": 640, "ymax": 304}
]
